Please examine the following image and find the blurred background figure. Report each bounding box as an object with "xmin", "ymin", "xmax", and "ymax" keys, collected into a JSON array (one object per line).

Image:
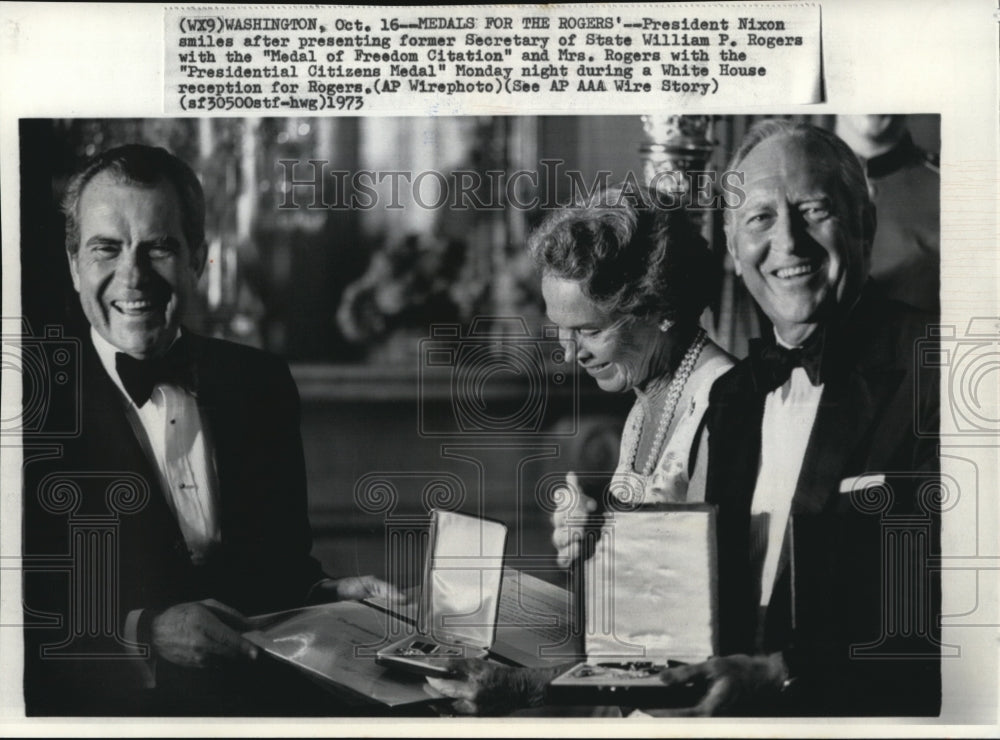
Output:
[{"xmin": 835, "ymin": 114, "xmax": 940, "ymax": 312}]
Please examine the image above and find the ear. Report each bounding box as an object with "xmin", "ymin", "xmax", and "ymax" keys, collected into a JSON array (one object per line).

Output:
[
  {"xmin": 190, "ymin": 240, "xmax": 208, "ymax": 279},
  {"xmin": 67, "ymin": 248, "xmax": 82, "ymax": 292}
]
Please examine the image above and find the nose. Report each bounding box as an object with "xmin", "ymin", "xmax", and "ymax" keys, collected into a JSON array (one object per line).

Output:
[
  {"xmin": 771, "ymin": 206, "xmax": 798, "ymax": 255},
  {"xmin": 557, "ymin": 327, "xmax": 577, "ymax": 365},
  {"xmin": 115, "ymin": 246, "xmax": 149, "ymax": 288},
  {"xmin": 558, "ymin": 328, "xmax": 595, "ymax": 365}
]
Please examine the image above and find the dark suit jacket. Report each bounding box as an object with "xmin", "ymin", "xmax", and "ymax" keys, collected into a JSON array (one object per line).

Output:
[
  {"xmin": 704, "ymin": 283, "xmax": 941, "ymax": 716},
  {"xmin": 22, "ymin": 330, "xmax": 325, "ymax": 715}
]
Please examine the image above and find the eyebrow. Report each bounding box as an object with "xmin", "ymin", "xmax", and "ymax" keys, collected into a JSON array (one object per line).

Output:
[
  {"xmin": 143, "ymin": 236, "xmax": 182, "ymax": 247},
  {"xmin": 738, "ymin": 192, "xmax": 776, "ymax": 209},
  {"xmin": 82, "ymin": 236, "xmax": 123, "ymax": 251},
  {"xmin": 740, "ymin": 192, "xmax": 833, "ymax": 209},
  {"xmin": 83, "ymin": 235, "xmax": 181, "ymax": 248}
]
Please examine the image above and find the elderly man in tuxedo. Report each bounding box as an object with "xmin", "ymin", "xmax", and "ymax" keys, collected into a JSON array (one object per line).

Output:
[
  {"xmin": 656, "ymin": 120, "xmax": 941, "ymax": 716},
  {"xmin": 22, "ymin": 144, "xmax": 392, "ymax": 715}
]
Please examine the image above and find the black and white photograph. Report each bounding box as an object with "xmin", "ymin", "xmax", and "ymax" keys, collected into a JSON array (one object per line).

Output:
[{"xmin": 1, "ymin": 2, "xmax": 997, "ymax": 736}]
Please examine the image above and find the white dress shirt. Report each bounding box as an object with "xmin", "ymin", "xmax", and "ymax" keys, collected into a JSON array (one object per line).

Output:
[
  {"xmin": 91, "ymin": 328, "xmax": 221, "ymax": 562},
  {"xmin": 748, "ymin": 334, "xmax": 825, "ymax": 608}
]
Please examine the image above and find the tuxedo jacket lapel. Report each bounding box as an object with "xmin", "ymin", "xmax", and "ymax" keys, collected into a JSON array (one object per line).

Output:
[
  {"xmin": 790, "ymin": 307, "xmax": 905, "ymax": 517},
  {"xmin": 706, "ymin": 365, "xmax": 767, "ymax": 654},
  {"xmin": 706, "ymin": 366, "xmax": 766, "ymax": 514},
  {"xmin": 78, "ymin": 341, "xmax": 195, "ymax": 606},
  {"xmin": 81, "ymin": 339, "xmax": 170, "ymax": 518}
]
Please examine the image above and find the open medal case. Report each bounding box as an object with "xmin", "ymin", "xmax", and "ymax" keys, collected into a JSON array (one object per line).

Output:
[
  {"xmin": 547, "ymin": 503, "xmax": 718, "ymax": 707},
  {"xmin": 376, "ymin": 509, "xmax": 508, "ymax": 677}
]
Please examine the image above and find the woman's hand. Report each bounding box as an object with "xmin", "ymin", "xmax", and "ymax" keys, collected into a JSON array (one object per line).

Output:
[
  {"xmin": 648, "ymin": 653, "xmax": 788, "ymax": 716},
  {"xmin": 425, "ymin": 658, "xmax": 555, "ymax": 716},
  {"xmin": 550, "ymin": 471, "xmax": 599, "ymax": 567}
]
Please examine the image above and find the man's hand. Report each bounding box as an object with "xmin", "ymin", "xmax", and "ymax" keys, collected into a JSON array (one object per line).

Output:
[
  {"xmin": 150, "ymin": 599, "xmax": 258, "ymax": 669},
  {"xmin": 649, "ymin": 653, "xmax": 787, "ymax": 717},
  {"xmin": 311, "ymin": 575, "xmax": 404, "ymax": 603},
  {"xmin": 425, "ymin": 658, "xmax": 555, "ymax": 716},
  {"xmin": 550, "ymin": 471, "xmax": 599, "ymax": 568}
]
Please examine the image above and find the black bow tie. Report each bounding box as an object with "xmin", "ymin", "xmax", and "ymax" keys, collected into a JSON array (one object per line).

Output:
[
  {"xmin": 750, "ymin": 333, "xmax": 825, "ymax": 392},
  {"xmin": 115, "ymin": 338, "xmax": 195, "ymax": 408}
]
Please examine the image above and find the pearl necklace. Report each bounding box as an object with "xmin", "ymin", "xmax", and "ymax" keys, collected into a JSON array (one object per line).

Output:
[{"xmin": 627, "ymin": 328, "xmax": 708, "ymax": 477}]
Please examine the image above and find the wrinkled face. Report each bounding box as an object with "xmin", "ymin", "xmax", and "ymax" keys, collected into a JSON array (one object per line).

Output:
[
  {"xmin": 541, "ymin": 274, "xmax": 663, "ymax": 393},
  {"xmin": 725, "ymin": 135, "xmax": 873, "ymax": 345},
  {"xmin": 68, "ymin": 172, "xmax": 205, "ymax": 359}
]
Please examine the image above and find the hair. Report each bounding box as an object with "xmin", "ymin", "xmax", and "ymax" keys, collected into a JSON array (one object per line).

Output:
[
  {"xmin": 62, "ymin": 144, "xmax": 206, "ymax": 254},
  {"xmin": 724, "ymin": 118, "xmax": 873, "ymax": 228},
  {"xmin": 527, "ymin": 183, "xmax": 716, "ymax": 327}
]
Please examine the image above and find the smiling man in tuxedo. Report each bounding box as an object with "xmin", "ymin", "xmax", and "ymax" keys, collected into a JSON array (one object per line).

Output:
[
  {"xmin": 655, "ymin": 120, "xmax": 941, "ymax": 716},
  {"xmin": 23, "ymin": 144, "xmax": 393, "ymax": 715}
]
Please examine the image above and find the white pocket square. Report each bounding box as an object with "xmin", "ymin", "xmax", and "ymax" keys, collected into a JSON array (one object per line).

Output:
[{"xmin": 839, "ymin": 474, "xmax": 887, "ymax": 494}]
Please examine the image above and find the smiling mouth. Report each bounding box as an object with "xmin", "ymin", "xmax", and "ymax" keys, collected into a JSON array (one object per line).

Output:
[
  {"xmin": 584, "ymin": 362, "xmax": 611, "ymax": 373},
  {"xmin": 111, "ymin": 299, "xmax": 161, "ymax": 316},
  {"xmin": 772, "ymin": 263, "xmax": 820, "ymax": 280}
]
